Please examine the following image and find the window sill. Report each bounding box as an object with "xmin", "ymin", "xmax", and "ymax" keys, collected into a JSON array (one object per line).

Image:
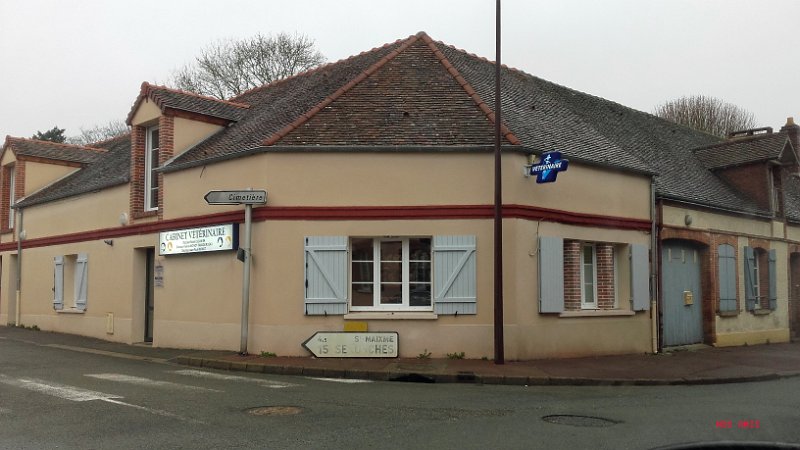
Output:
[
  {"xmin": 344, "ymin": 312, "xmax": 438, "ymax": 320},
  {"xmin": 132, "ymin": 210, "xmax": 158, "ymax": 220},
  {"xmin": 559, "ymin": 310, "xmax": 635, "ymax": 318},
  {"xmin": 56, "ymin": 308, "xmax": 85, "ymax": 314},
  {"xmin": 750, "ymin": 308, "xmax": 772, "ymax": 316},
  {"xmin": 717, "ymin": 310, "xmax": 739, "ymax": 318}
]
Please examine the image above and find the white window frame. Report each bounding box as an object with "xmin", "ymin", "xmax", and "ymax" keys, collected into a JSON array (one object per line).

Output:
[
  {"xmin": 752, "ymin": 252, "xmax": 760, "ymax": 300},
  {"xmin": 144, "ymin": 126, "xmax": 159, "ymax": 211},
  {"xmin": 7, "ymin": 165, "xmax": 14, "ymax": 229},
  {"xmin": 350, "ymin": 237, "xmax": 433, "ymax": 312},
  {"xmin": 580, "ymin": 243, "xmax": 598, "ymax": 309}
]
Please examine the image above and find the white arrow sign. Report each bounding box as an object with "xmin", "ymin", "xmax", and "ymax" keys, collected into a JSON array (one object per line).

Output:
[
  {"xmin": 302, "ymin": 332, "xmax": 399, "ymax": 358},
  {"xmin": 204, "ymin": 190, "xmax": 267, "ymax": 205}
]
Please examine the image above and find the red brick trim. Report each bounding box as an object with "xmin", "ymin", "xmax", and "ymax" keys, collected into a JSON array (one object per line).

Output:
[{"xmin": 16, "ymin": 155, "xmax": 84, "ymax": 168}]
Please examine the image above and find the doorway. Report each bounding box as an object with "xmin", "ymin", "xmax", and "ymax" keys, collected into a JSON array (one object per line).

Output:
[
  {"xmin": 144, "ymin": 248, "xmax": 155, "ymax": 343},
  {"xmin": 661, "ymin": 240, "xmax": 704, "ymax": 346}
]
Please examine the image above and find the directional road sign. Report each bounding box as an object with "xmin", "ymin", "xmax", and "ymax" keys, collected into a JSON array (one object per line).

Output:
[
  {"xmin": 303, "ymin": 331, "xmax": 399, "ymax": 358},
  {"xmin": 204, "ymin": 190, "xmax": 267, "ymax": 205}
]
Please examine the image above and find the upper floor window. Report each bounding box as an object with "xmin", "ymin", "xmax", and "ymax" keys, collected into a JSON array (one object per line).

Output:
[
  {"xmin": 144, "ymin": 126, "xmax": 159, "ymax": 211},
  {"xmin": 7, "ymin": 165, "xmax": 15, "ymax": 229},
  {"xmin": 581, "ymin": 243, "xmax": 598, "ymax": 308}
]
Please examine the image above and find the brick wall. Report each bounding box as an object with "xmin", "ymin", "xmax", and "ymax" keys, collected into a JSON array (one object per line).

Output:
[
  {"xmin": 130, "ymin": 116, "xmax": 173, "ymax": 221},
  {"xmin": 563, "ymin": 240, "xmax": 581, "ymax": 310},
  {"xmin": 715, "ymin": 163, "xmax": 770, "ymax": 211}
]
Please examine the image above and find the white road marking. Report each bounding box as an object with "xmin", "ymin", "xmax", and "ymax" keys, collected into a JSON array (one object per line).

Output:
[
  {"xmin": 308, "ymin": 377, "xmax": 373, "ymax": 384},
  {"xmin": 172, "ymin": 369, "xmax": 298, "ymax": 388},
  {"xmin": 85, "ymin": 373, "xmax": 222, "ymax": 392},
  {"xmin": 0, "ymin": 406, "xmax": 10, "ymax": 414},
  {"xmin": 0, "ymin": 374, "xmax": 202, "ymax": 424}
]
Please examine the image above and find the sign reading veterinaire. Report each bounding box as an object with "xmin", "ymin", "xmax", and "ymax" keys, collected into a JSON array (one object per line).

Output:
[
  {"xmin": 528, "ymin": 151, "xmax": 569, "ymax": 183},
  {"xmin": 159, "ymin": 224, "xmax": 238, "ymax": 255}
]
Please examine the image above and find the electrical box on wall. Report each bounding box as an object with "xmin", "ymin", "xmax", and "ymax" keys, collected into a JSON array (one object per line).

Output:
[{"xmin": 106, "ymin": 313, "xmax": 114, "ymax": 334}]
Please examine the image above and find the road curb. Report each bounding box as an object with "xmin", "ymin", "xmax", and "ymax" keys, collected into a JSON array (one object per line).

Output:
[{"xmin": 171, "ymin": 356, "xmax": 800, "ymax": 386}]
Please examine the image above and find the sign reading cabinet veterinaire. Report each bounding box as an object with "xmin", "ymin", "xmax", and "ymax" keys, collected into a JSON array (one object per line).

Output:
[{"xmin": 159, "ymin": 224, "xmax": 238, "ymax": 255}]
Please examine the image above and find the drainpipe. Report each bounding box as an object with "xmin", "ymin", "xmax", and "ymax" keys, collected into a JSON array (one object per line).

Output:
[
  {"xmin": 15, "ymin": 207, "xmax": 23, "ymax": 326},
  {"xmin": 650, "ymin": 178, "xmax": 659, "ymax": 354}
]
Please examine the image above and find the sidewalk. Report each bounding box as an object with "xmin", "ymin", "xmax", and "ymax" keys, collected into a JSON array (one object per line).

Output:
[{"xmin": 3, "ymin": 326, "xmax": 800, "ymax": 386}]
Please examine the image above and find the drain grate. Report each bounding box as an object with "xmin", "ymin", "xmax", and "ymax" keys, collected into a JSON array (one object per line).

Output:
[
  {"xmin": 542, "ymin": 414, "xmax": 620, "ymax": 427},
  {"xmin": 247, "ymin": 406, "xmax": 304, "ymax": 416}
]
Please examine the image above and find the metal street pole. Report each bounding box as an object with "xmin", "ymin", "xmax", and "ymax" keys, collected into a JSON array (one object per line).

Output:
[
  {"xmin": 240, "ymin": 203, "xmax": 253, "ymax": 355},
  {"xmin": 493, "ymin": 0, "xmax": 505, "ymax": 365}
]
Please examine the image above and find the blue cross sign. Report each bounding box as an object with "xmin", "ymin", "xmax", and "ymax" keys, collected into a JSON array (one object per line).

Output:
[{"xmin": 529, "ymin": 151, "xmax": 569, "ymax": 183}]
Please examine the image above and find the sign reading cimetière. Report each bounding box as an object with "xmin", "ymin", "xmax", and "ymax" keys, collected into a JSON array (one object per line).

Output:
[
  {"xmin": 204, "ymin": 190, "xmax": 267, "ymax": 205},
  {"xmin": 302, "ymin": 332, "xmax": 398, "ymax": 358}
]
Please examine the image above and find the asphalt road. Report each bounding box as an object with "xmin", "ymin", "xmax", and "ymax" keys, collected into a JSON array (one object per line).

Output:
[{"xmin": 1, "ymin": 336, "xmax": 798, "ymax": 449}]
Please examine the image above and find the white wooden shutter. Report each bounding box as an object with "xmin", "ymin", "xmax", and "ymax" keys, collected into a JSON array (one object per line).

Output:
[
  {"xmin": 304, "ymin": 236, "xmax": 348, "ymax": 315},
  {"xmin": 743, "ymin": 246, "xmax": 757, "ymax": 311},
  {"xmin": 718, "ymin": 244, "xmax": 737, "ymax": 312},
  {"xmin": 538, "ymin": 236, "xmax": 564, "ymax": 313},
  {"xmin": 75, "ymin": 253, "xmax": 88, "ymax": 311},
  {"xmin": 433, "ymin": 236, "xmax": 476, "ymax": 315},
  {"xmin": 53, "ymin": 256, "xmax": 64, "ymax": 311},
  {"xmin": 768, "ymin": 249, "xmax": 777, "ymax": 310},
  {"xmin": 630, "ymin": 244, "xmax": 650, "ymax": 311}
]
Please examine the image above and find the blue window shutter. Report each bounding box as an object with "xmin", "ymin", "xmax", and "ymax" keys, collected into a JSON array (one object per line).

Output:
[
  {"xmin": 539, "ymin": 236, "xmax": 564, "ymax": 313},
  {"xmin": 718, "ymin": 244, "xmax": 737, "ymax": 312},
  {"xmin": 433, "ymin": 236, "xmax": 476, "ymax": 315},
  {"xmin": 743, "ymin": 246, "xmax": 756, "ymax": 311},
  {"xmin": 53, "ymin": 256, "xmax": 64, "ymax": 311},
  {"xmin": 75, "ymin": 253, "xmax": 88, "ymax": 311},
  {"xmin": 304, "ymin": 237, "xmax": 348, "ymax": 315},
  {"xmin": 768, "ymin": 249, "xmax": 777, "ymax": 310},
  {"xmin": 630, "ymin": 244, "xmax": 650, "ymax": 311}
]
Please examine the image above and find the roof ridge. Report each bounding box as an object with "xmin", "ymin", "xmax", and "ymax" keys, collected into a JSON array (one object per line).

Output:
[
  {"xmin": 692, "ymin": 132, "xmax": 787, "ymax": 152},
  {"xmin": 421, "ymin": 35, "xmax": 521, "ymax": 146},
  {"xmin": 86, "ymin": 131, "xmax": 132, "ymax": 148},
  {"xmin": 261, "ymin": 33, "xmax": 423, "ymax": 146},
  {"xmin": 229, "ymin": 34, "xmax": 420, "ymax": 103},
  {"xmin": 142, "ymin": 82, "xmax": 251, "ymax": 109},
  {"xmin": 6, "ymin": 136, "xmax": 108, "ymax": 153}
]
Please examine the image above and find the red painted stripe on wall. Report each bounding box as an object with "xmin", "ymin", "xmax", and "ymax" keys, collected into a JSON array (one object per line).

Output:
[{"xmin": 0, "ymin": 204, "xmax": 650, "ymax": 251}]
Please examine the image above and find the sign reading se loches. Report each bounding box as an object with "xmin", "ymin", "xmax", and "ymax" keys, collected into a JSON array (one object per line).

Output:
[{"xmin": 303, "ymin": 332, "xmax": 399, "ymax": 358}]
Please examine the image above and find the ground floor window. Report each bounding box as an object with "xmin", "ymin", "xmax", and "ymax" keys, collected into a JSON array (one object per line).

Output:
[
  {"xmin": 350, "ymin": 237, "xmax": 432, "ymax": 310},
  {"xmin": 304, "ymin": 235, "xmax": 476, "ymax": 316},
  {"xmin": 53, "ymin": 253, "xmax": 88, "ymax": 312}
]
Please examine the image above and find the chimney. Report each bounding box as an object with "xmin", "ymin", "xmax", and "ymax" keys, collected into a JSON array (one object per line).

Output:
[{"xmin": 781, "ymin": 117, "xmax": 800, "ymax": 172}]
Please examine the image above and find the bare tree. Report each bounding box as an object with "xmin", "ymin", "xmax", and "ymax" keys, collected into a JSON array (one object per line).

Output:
[
  {"xmin": 653, "ymin": 95, "xmax": 758, "ymax": 138},
  {"xmin": 67, "ymin": 120, "xmax": 130, "ymax": 145},
  {"xmin": 171, "ymin": 32, "xmax": 326, "ymax": 100}
]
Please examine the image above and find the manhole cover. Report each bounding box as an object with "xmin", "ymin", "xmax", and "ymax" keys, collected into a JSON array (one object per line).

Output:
[
  {"xmin": 247, "ymin": 406, "xmax": 303, "ymax": 416},
  {"xmin": 542, "ymin": 414, "xmax": 619, "ymax": 427}
]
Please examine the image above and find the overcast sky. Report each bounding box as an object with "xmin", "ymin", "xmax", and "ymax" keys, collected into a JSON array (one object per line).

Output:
[{"xmin": 0, "ymin": 0, "xmax": 796, "ymax": 142}]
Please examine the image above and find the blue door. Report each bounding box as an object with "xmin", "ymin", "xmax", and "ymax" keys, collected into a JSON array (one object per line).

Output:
[{"xmin": 662, "ymin": 241, "xmax": 703, "ymax": 346}]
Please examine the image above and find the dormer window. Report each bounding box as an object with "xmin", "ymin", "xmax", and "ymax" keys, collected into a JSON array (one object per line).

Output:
[{"xmin": 144, "ymin": 126, "xmax": 159, "ymax": 211}]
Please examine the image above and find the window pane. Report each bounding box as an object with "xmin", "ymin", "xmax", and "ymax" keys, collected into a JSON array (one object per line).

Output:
[
  {"xmin": 583, "ymin": 245, "xmax": 593, "ymax": 263},
  {"xmin": 352, "ymin": 284, "xmax": 373, "ymax": 307},
  {"xmin": 381, "ymin": 261, "xmax": 402, "ymax": 282},
  {"xmin": 352, "ymin": 261, "xmax": 373, "ymax": 282},
  {"xmin": 150, "ymin": 129, "xmax": 159, "ymax": 149},
  {"xmin": 409, "ymin": 262, "xmax": 431, "ymax": 282},
  {"xmin": 381, "ymin": 241, "xmax": 402, "ymax": 261},
  {"xmin": 351, "ymin": 239, "xmax": 373, "ymax": 261},
  {"xmin": 409, "ymin": 283, "xmax": 431, "ymax": 306},
  {"xmin": 380, "ymin": 284, "xmax": 402, "ymax": 304},
  {"xmin": 409, "ymin": 238, "xmax": 431, "ymax": 260}
]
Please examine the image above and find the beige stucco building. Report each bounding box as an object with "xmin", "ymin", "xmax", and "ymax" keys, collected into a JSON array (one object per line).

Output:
[{"xmin": 0, "ymin": 32, "xmax": 797, "ymax": 360}]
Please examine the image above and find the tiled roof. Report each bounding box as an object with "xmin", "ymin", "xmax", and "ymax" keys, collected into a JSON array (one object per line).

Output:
[
  {"xmin": 3, "ymin": 136, "xmax": 105, "ymax": 164},
  {"xmin": 125, "ymin": 83, "xmax": 250, "ymax": 125},
  {"xmin": 16, "ymin": 134, "xmax": 131, "ymax": 208},
  {"xmin": 693, "ymin": 133, "xmax": 793, "ymax": 170},
  {"xmin": 782, "ymin": 168, "xmax": 800, "ymax": 222}
]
